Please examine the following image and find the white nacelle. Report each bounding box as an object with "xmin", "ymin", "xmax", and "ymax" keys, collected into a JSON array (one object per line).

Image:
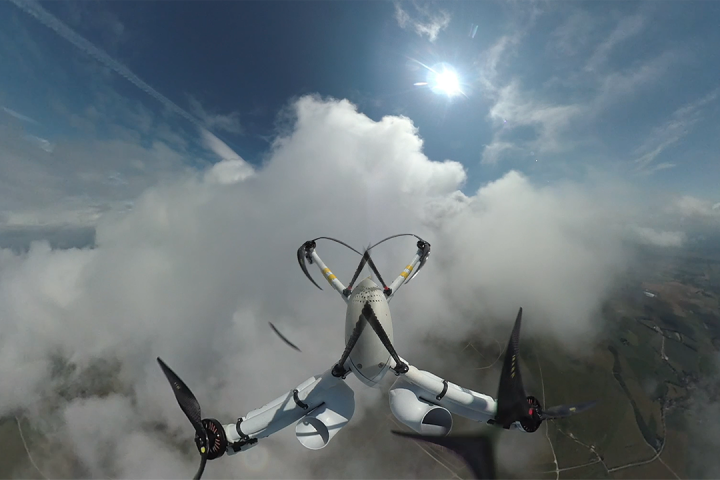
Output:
[
  {"xmin": 392, "ymin": 360, "xmax": 529, "ymax": 432},
  {"xmin": 295, "ymin": 380, "xmax": 355, "ymax": 450},
  {"xmin": 225, "ymin": 368, "xmax": 355, "ymax": 452},
  {"xmin": 389, "ymin": 377, "xmax": 453, "ymax": 436}
]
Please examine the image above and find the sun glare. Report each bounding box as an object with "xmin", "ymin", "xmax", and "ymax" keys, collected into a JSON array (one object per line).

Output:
[
  {"xmin": 434, "ymin": 69, "xmax": 461, "ymax": 97},
  {"xmin": 410, "ymin": 59, "xmax": 466, "ymax": 99}
]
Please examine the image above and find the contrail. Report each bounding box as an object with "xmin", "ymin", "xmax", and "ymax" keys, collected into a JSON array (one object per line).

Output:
[{"xmin": 10, "ymin": 0, "xmax": 204, "ymax": 130}]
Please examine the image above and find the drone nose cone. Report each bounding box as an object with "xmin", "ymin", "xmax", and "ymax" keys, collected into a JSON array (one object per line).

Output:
[{"xmin": 357, "ymin": 277, "xmax": 377, "ymax": 289}]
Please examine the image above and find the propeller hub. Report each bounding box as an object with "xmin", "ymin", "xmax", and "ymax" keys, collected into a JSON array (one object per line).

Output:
[
  {"xmin": 195, "ymin": 418, "xmax": 227, "ymax": 460},
  {"xmin": 519, "ymin": 396, "xmax": 543, "ymax": 432}
]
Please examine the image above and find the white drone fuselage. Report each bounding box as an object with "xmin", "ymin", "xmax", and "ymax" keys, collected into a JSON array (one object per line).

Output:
[
  {"xmin": 343, "ymin": 277, "xmax": 394, "ymax": 387},
  {"xmin": 221, "ymin": 243, "xmax": 526, "ymax": 457}
]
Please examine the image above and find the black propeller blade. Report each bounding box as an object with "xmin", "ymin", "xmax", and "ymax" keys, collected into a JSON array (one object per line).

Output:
[
  {"xmin": 489, "ymin": 308, "xmax": 598, "ymax": 432},
  {"xmin": 493, "ymin": 308, "xmax": 529, "ymax": 429},
  {"xmin": 391, "ymin": 430, "xmax": 496, "ymax": 479},
  {"xmin": 268, "ymin": 322, "xmax": 302, "ymax": 352},
  {"xmin": 297, "ymin": 241, "xmax": 323, "ymax": 291},
  {"xmin": 157, "ymin": 358, "xmax": 227, "ymax": 480}
]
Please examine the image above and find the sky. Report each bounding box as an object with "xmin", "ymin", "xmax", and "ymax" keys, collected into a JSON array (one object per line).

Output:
[{"xmin": 1, "ymin": 0, "xmax": 720, "ymax": 478}]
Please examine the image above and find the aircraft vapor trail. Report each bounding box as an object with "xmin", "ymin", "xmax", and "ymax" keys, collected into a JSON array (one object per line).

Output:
[{"xmin": 10, "ymin": 0, "xmax": 204, "ymax": 130}]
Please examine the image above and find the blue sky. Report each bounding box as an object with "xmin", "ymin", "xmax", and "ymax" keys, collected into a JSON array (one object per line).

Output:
[{"xmin": 1, "ymin": 0, "xmax": 719, "ymax": 229}]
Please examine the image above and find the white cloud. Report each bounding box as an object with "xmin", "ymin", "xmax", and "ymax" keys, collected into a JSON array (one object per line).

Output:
[
  {"xmin": 2, "ymin": 106, "xmax": 40, "ymax": 125},
  {"xmin": 633, "ymin": 89, "xmax": 719, "ymax": 173},
  {"xmin": 482, "ymin": 45, "xmax": 682, "ymax": 165},
  {"xmin": 477, "ymin": 34, "xmax": 523, "ymax": 93},
  {"xmin": 479, "ymin": 7, "xmax": 683, "ymax": 168},
  {"xmin": 482, "ymin": 81, "xmax": 585, "ymax": 163},
  {"xmin": 189, "ymin": 96, "xmax": 244, "ymax": 135},
  {"xmin": 201, "ymin": 129, "xmax": 254, "ymax": 184},
  {"xmin": 0, "ymin": 96, "xmax": 701, "ymax": 478},
  {"xmin": 671, "ymin": 195, "xmax": 720, "ymax": 219},
  {"xmin": 630, "ymin": 226, "xmax": 685, "ymax": 247},
  {"xmin": 584, "ymin": 14, "xmax": 645, "ymax": 73},
  {"xmin": 0, "ymin": 127, "xmax": 190, "ymax": 230},
  {"xmin": 393, "ymin": 1, "xmax": 451, "ymax": 42},
  {"xmin": 546, "ymin": 10, "xmax": 596, "ymax": 58}
]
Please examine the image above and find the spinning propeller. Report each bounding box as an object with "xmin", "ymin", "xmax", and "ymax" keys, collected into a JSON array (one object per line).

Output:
[
  {"xmin": 157, "ymin": 358, "xmax": 227, "ymax": 480},
  {"xmin": 296, "ymin": 237, "xmax": 361, "ymax": 291},
  {"xmin": 489, "ymin": 307, "xmax": 597, "ymax": 432},
  {"xmin": 296, "ymin": 234, "xmax": 431, "ymax": 295},
  {"xmin": 268, "ymin": 322, "xmax": 302, "ymax": 352},
  {"xmin": 368, "ymin": 233, "xmax": 431, "ymax": 284}
]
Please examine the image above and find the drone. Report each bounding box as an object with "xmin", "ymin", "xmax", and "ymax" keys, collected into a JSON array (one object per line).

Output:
[{"xmin": 157, "ymin": 234, "xmax": 597, "ymax": 479}]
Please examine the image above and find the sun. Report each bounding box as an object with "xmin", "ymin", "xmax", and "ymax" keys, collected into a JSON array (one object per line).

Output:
[
  {"xmin": 425, "ymin": 62, "xmax": 464, "ymax": 98},
  {"xmin": 411, "ymin": 59, "xmax": 466, "ymax": 99},
  {"xmin": 433, "ymin": 69, "xmax": 461, "ymax": 97}
]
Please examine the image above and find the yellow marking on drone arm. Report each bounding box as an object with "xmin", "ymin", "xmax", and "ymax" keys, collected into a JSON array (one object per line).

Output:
[
  {"xmin": 322, "ymin": 268, "xmax": 337, "ymax": 284},
  {"xmin": 399, "ymin": 264, "xmax": 415, "ymax": 278}
]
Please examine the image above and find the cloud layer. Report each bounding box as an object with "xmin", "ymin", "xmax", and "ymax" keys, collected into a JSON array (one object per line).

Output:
[{"xmin": 0, "ymin": 96, "xmax": 700, "ymax": 478}]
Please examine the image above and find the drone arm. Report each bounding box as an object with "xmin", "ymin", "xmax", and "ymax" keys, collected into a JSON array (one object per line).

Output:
[
  {"xmin": 308, "ymin": 250, "xmax": 350, "ymax": 304},
  {"xmin": 385, "ymin": 248, "xmax": 424, "ymax": 302}
]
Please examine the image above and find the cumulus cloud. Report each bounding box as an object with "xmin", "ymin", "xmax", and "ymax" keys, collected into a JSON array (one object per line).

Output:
[{"xmin": 0, "ymin": 96, "xmax": 695, "ymax": 478}]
